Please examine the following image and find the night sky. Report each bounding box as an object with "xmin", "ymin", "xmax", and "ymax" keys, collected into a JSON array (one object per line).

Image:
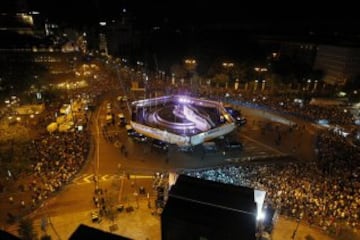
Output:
[
  {"xmin": 2, "ymin": 0, "xmax": 360, "ymax": 71},
  {"xmin": 3, "ymin": 0, "xmax": 360, "ymax": 30}
]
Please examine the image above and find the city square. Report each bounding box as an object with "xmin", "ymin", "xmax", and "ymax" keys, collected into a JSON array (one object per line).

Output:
[{"xmin": 1, "ymin": 1, "xmax": 360, "ymax": 240}]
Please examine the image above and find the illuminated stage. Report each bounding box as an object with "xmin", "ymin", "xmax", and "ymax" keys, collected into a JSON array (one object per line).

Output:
[{"xmin": 130, "ymin": 95, "xmax": 236, "ymax": 146}]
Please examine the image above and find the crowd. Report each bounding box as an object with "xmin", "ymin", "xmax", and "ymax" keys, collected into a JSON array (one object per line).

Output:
[
  {"xmin": 27, "ymin": 131, "xmax": 90, "ymax": 208},
  {"xmin": 3, "ymin": 58, "xmax": 360, "ymax": 239},
  {"xmin": 20, "ymin": 62, "xmax": 123, "ymax": 208},
  {"xmin": 223, "ymin": 94, "xmax": 355, "ymax": 126},
  {"xmin": 184, "ymin": 122, "xmax": 360, "ymax": 233},
  {"xmin": 2, "ymin": 60, "xmax": 123, "ymax": 216},
  {"xmin": 186, "ymin": 158, "xmax": 360, "ymax": 232},
  {"xmin": 183, "ymin": 91, "xmax": 360, "ymax": 234}
]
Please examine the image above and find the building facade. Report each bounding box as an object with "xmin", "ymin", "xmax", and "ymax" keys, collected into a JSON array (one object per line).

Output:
[{"xmin": 314, "ymin": 45, "xmax": 360, "ymax": 86}]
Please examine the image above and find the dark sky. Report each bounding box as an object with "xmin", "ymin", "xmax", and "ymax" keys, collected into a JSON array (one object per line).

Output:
[
  {"xmin": 3, "ymin": 0, "xmax": 360, "ymax": 70},
  {"xmin": 4, "ymin": 0, "xmax": 359, "ymax": 29}
]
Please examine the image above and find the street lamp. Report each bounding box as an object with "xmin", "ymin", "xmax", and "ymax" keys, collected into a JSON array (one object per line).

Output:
[
  {"xmin": 159, "ymin": 70, "xmax": 165, "ymax": 82},
  {"xmin": 261, "ymin": 80, "xmax": 266, "ymax": 91},
  {"xmin": 254, "ymin": 80, "xmax": 259, "ymax": 91},
  {"xmin": 307, "ymin": 79, "xmax": 312, "ymax": 91},
  {"xmin": 313, "ymin": 80, "xmax": 318, "ymax": 92},
  {"xmin": 222, "ymin": 62, "xmax": 234, "ymax": 89},
  {"xmin": 185, "ymin": 59, "xmax": 196, "ymax": 65},
  {"xmin": 291, "ymin": 214, "xmax": 303, "ymax": 240},
  {"xmin": 254, "ymin": 67, "xmax": 268, "ymax": 74},
  {"xmin": 234, "ymin": 78, "xmax": 239, "ymax": 90},
  {"xmin": 171, "ymin": 73, "xmax": 175, "ymax": 85},
  {"xmin": 222, "ymin": 62, "xmax": 234, "ymax": 68},
  {"xmin": 254, "ymin": 67, "xmax": 267, "ymax": 92},
  {"xmin": 184, "ymin": 58, "xmax": 197, "ymax": 87}
]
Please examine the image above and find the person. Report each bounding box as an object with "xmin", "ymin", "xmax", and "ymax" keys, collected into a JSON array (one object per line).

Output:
[
  {"xmin": 147, "ymin": 192, "xmax": 151, "ymax": 208},
  {"xmin": 120, "ymin": 144, "xmax": 125, "ymax": 153},
  {"xmin": 139, "ymin": 186, "xmax": 146, "ymax": 194}
]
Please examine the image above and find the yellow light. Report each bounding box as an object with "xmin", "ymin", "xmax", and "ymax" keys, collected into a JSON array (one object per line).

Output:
[{"xmin": 185, "ymin": 59, "xmax": 196, "ymax": 65}]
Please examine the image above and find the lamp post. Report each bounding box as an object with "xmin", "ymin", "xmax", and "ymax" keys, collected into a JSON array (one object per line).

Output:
[
  {"xmin": 254, "ymin": 67, "xmax": 267, "ymax": 92},
  {"xmin": 307, "ymin": 79, "xmax": 312, "ymax": 91},
  {"xmin": 254, "ymin": 80, "xmax": 259, "ymax": 91},
  {"xmin": 222, "ymin": 62, "xmax": 234, "ymax": 89},
  {"xmin": 234, "ymin": 78, "xmax": 239, "ymax": 91},
  {"xmin": 291, "ymin": 214, "xmax": 303, "ymax": 240},
  {"xmin": 261, "ymin": 80, "xmax": 266, "ymax": 91},
  {"xmin": 159, "ymin": 70, "xmax": 165, "ymax": 82},
  {"xmin": 313, "ymin": 80, "xmax": 318, "ymax": 92},
  {"xmin": 171, "ymin": 73, "xmax": 175, "ymax": 85},
  {"xmin": 184, "ymin": 58, "xmax": 197, "ymax": 87}
]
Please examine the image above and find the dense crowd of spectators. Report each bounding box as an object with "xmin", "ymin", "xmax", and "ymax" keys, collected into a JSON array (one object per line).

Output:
[
  {"xmin": 28, "ymin": 131, "xmax": 90, "ymax": 208},
  {"xmin": 3, "ymin": 60, "xmax": 123, "ymax": 213},
  {"xmin": 21, "ymin": 62, "xmax": 122, "ymax": 207},
  {"xmin": 186, "ymin": 158, "xmax": 360, "ymax": 232},
  {"xmin": 184, "ymin": 122, "xmax": 360, "ymax": 233},
  {"xmin": 185, "ymin": 91, "xmax": 360, "ymax": 233},
  {"xmin": 224, "ymin": 94, "xmax": 355, "ymax": 126},
  {"xmin": 3, "ymin": 59, "xmax": 359, "ymax": 239}
]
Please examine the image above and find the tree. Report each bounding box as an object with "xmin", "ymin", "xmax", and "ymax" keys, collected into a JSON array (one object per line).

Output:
[
  {"xmin": 269, "ymin": 73, "xmax": 287, "ymax": 91},
  {"xmin": 342, "ymin": 75, "xmax": 360, "ymax": 102},
  {"xmin": 169, "ymin": 64, "xmax": 187, "ymax": 80},
  {"xmin": 271, "ymin": 55, "xmax": 313, "ymax": 86},
  {"xmin": 18, "ymin": 218, "xmax": 38, "ymax": 240},
  {"xmin": 231, "ymin": 62, "xmax": 248, "ymax": 83},
  {"xmin": 309, "ymin": 69, "xmax": 324, "ymax": 82},
  {"xmin": 213, "ymin": 73, "xmax": 229, "ymax": 88},
  {"xmin": 207, "ymin": 60, "xmax": 250, "ymax": 88},
  {"xmin": 343, "ymin": 75, "xmax": 360, "ymax": 92}
]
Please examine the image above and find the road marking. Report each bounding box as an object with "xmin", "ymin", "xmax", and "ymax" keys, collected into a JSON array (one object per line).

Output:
[
  {"xmin": 129, "ymin": 175, "xmax": 154, "ymax": 179},
  {"xmin": 71, "ymin": 174, "xmax": 154, "ymax": 184},
  {"xmin": 83, "ymin": 174, "xmax": 95, "ymax": 183},
  {"xmin": 241, "ymin": 134, "xmax": 285, "ymax": 155}
]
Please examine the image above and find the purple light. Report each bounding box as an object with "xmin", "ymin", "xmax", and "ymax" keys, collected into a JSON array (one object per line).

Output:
[{"xmin": 178, "ymin": 97, "xmax": 190, "ymax": 103}]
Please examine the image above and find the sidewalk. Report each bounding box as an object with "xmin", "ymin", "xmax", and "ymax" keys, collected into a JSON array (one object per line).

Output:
[
  {"xmin": 3, "ymin": 199, "xmax": 337, "ymax": 240},
  {"xmin": 14, "ymin": 199, "xmax": 161, "ymax": 240},
  {"xmin": 272, "ymin": 216, "xmax": 333, "ymax": 240},
  {"xmin": 3, "ymin": 196, "xmax": 337, "ymax": 240}
]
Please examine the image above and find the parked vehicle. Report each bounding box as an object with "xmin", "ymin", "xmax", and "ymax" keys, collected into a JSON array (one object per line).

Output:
[
  {"xmin": 126, "ymin": 124, "xmax": 136, "ymax": 136},
  {"xmin": 151, "ymin": 139, "xmax": 169, "ymax": 151},
  {"xmin": 131, "ymin": 132, "xmax": 147, "ymax": 143},
  {"xmin": 225, "ymin": 140, "xmax": 243, "ymax": 150},
  {"xmin": 202, "ymin": 141, "xmax": 217, "ymax": 152}
]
